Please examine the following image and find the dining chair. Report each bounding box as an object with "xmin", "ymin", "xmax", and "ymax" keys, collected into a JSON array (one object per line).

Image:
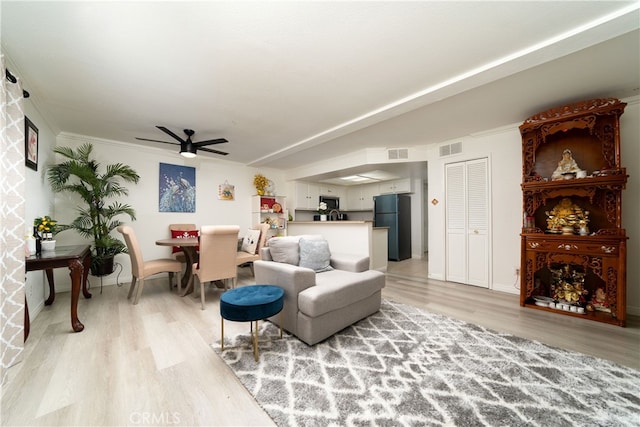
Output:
[
  {"xmin": 193, "ymin": 225, "xmax": 240, "ymax": 310},
  {"xmin": 236, "ymin": 223, "xmax": 270, "ymax": 276},
  {"xmin": 168, "ymin": 223, "xmax": 198, "ymax": 263},
  {"xmin": 117, "ymin": 225, "xmax": 183, "ymax": 304}
]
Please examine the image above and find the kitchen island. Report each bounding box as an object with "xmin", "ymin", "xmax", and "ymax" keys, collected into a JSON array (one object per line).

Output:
[{"xmin": 287, "ymin": 221, "xmax": 388, "ymax": 271}]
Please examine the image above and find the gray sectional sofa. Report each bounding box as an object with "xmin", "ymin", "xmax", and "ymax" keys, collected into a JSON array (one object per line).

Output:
[{"xmin": 254, "ymin": 235, "xmax": 386, "ymax": 345}]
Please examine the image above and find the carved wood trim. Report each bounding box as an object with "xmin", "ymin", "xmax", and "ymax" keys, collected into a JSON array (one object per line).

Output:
[
  {"xmin": 596, "ymin": 122, "xmax": 617, "ymax": 169},
  {"xmin": 606, "ymin": 266, "xmax": 617, "ymax": 316},
  {"xmin": 546, "ymin": 253, "xmax": 589, "ymax": 271},
  {"xmin": 520, "ymin": 98, "xmax": 625, "ymax": 131},
  {"xmin": 540, "ymin": 116, "xmax": 596, "ymax": 143},
  {"xmin": 589, "ymin": 257, "xmax": 603, "ymax": 279},
  {"xmin": 535, "ymin": 252, "xmax": 546, "ymax": 272},
  {"xmin": 525, "ymin": 258, "xmax": 534, "ymax": 298}
]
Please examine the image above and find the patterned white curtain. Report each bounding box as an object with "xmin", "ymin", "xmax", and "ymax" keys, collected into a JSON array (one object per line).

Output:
[{"xmin": 0, "ymin": 54, "xmax": 26, "ymax": 384}]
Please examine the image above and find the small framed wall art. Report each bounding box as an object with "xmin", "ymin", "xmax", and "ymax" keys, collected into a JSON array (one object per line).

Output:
[
  {"xmin": 218, "ymin": 180, "xmax": 235, "ymax": 200},
  {"xmin": 25, "ymin": 116, "xmax": 38, "ymax": 171}
]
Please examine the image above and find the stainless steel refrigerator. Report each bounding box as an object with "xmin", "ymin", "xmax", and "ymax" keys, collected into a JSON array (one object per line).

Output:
[{"xmin": 374, "ymin": 194, "xmax": 411, "ymax": 261}]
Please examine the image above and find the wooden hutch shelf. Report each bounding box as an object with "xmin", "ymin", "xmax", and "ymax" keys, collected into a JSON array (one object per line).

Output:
[{"xmin": 519, "ymin": 98, "xmax": 628, "ymax": 326}]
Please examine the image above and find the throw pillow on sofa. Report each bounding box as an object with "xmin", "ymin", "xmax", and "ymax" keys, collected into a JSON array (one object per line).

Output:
[
  {"xmin": 299, "ymin": 237, "xmax": 333, "ymax": 273},
  {"xmin": 267, "ymin": 236, "xmax": 301, "ymax": 265},
  {"xmin": 241, "ymin": 228, "xmax": 261, "ymax": 254}
]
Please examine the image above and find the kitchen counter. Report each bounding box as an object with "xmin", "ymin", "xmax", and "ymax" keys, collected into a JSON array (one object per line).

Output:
[
  {"xmin": 289, "ymin": 220, "xmax": 372, "ymax": 224},
  {"xmin": 287, "ymin": 221, "xmax": 388, "ymax": 271}
]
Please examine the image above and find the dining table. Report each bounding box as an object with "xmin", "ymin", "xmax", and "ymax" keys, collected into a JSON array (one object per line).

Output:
[
  {"xmin": 25, "ymin": 244, "xmax": 92, "ymax": 336},
  {"xmin": 155, "ymin": 237, "xmax": 199, "ymax": 296}
]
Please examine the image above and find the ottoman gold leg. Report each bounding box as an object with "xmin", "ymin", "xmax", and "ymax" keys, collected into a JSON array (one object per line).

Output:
[
  {"xmin": 221, "ymin": 318, "xmax": 225, "ymax": 351},
  {"xmin": 252, "ymin": 320, "xmax": 259, "ymax": 361}
]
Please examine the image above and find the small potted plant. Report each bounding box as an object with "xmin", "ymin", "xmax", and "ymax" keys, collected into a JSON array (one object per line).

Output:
[
  {"xmin": 318, "ymin": 202, "xmax": 328, "ymax": 221},
  {"xmin": 34, "ymin": 215, "xmax": 58, "ymax": 251}
]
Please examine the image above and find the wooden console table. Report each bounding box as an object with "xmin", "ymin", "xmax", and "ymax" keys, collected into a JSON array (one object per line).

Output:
[{"xmin": 25, "ymin": 245, "xmax": 92, "ymax": 336}]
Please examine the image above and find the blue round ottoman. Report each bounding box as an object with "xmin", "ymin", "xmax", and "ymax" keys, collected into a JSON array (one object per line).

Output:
[{"xmin": 220, "ymin": 285, "xmax": 284, "ymax": 361}]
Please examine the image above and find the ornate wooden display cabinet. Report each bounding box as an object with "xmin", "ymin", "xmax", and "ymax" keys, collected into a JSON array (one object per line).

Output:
[{"xmin": 519, "ymin": 98, "xmax": 627, "ymax": 326}]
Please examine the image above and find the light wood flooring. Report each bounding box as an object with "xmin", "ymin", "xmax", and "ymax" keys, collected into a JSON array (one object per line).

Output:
[{"xmin": 2, "ymin": 260, "xmax": 638, "ymax": 426}]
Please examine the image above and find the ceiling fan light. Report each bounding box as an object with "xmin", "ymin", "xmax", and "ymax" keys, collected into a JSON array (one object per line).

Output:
[{"xmin": 180, "ymin": 141, "xmax": 197, "ymax": 158}]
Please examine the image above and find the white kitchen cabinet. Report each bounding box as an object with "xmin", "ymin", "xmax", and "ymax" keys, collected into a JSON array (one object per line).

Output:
[
  {"xmin": 294, "ymin": 182, "xmax": 319, "ymax": 209},
  {"xmin": 379, "ymin": 178, "xmax": 412, "ymax": 194},
  {"xmin": 346, "ymin": 183, "xmax": 378, "ymax": 210},
  {"xmin": 318, "ymin": 184, "xmax": 339, "ymax": 196}
]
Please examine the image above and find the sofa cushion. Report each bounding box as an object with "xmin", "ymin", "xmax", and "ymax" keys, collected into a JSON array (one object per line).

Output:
[
  {"xmin": 299, "ymin": 238, "xmax": 333, "ymax": 273},
  {"xmin": 267, "ymin": 236, "xmax": 301, "ymax": 265},
  {"xmin": 298, "ymin": 270, "xmax": 385, "ymax": 317},
  {"xmin": 267, "ymin": 235, "xmax": 324, "ymax": 265},
  {"xmin": 330, "ymin": 253, "xmax": 370, "ymax": 273}
]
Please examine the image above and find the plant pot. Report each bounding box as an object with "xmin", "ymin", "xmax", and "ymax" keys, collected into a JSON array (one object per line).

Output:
[
  {"xmin": 41, "ymin": 240, "xmax": 56, "ymax": 251},
  {"xmin": 320, "ymin": 215, "xmax": 327, "ymax": 221},
  {"xmin": 91, "ymin": 256, "xmax": 115, "ymax": 276}
]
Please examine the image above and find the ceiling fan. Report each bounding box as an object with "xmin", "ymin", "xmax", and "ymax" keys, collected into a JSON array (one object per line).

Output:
[{"xmin": 136, "ymin": 126, "xmax": 229, "ymax": 158}]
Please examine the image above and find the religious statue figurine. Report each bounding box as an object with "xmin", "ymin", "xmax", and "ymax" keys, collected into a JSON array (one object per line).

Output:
[
  {"xmin": 551, "ymin": 265, "xmax": 587, "ymax": 304},
  {"xmin": 551, "ymin": 149, "xmax": 581, "ymax": 180},
  {"xmin": 545, "ymin": 197, "xmax": 589, "ymax": 232},
  {"xmin": 590, "ymin": 287, "xmax": 611, "ymax": 312}
]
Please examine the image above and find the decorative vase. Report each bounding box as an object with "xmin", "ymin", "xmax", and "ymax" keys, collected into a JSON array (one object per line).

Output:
[
  {"xmin": 320, "ymin": 214, "xmax": 327, "ymax": 221},
  {"xmin": 561, "ymin": 226, "xmax": 574, "ymax": 235},
  {"xmin": 257, "ymin": 189, "xmax": 265, "ymax": 196},
  {"xmin": 41, "ymin": 240, "xmax": 56, "ymax": 252}
]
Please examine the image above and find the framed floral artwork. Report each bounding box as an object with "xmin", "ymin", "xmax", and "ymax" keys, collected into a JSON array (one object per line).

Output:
[
  {"xmin": 25, "ymin": 116, "xmax": 38, "ymax": 171},
  {"xmin": 159, "ymin": 163, "xmax": 196, "ymax": 212}
]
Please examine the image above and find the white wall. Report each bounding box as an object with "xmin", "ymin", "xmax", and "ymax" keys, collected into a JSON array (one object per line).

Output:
[
  {"xmin": 48, "ymin": 133, "xmax": 286, "ymax": 294},
  {"xmin": 427, "ymin": 126, "xmax": 521, "ymax": 294},
  {"xmin": 620, "ymin": 98, "xmax": 639, "ymax": 316},
  {"xmin": 23, "ymin": 101, "xmax": 56, "ymax": 320},
  {"xmin": 409, "ymin": 177, "xmax": 425, "ymax": 259}
]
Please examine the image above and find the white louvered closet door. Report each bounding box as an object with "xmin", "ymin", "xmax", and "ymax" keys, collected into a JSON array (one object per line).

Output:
[{"xmin": 445, "ymin": 158, "xmax": 489, "ymax": 288}]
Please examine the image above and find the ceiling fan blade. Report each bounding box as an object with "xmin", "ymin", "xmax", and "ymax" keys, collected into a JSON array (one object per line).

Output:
[
  {"xmin": 199, "ymin": 146, "xmax": 229, "ymax": 156},
  {"xmin": 194, "ymin": 138, "xmax": 229, "ymax": 147},
  {"xmin": 156, "ymin": 126, "xmax": 185, "ymax": 143},
  {"xmin": 135, "ymin": 137, "xmax": 179, "ymax": 146}
]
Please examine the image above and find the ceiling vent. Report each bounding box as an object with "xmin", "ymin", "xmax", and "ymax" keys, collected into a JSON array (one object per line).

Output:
[
  {"xmin": 439, "ymin": 141, "xmax": 463, "ymax": 157},
  {"xmin": 388, "ymin": 148, "xmax": 409, "ymax": 160}
]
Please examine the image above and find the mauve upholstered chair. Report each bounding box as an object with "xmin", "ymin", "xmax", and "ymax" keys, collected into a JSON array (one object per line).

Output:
[{"xmin": 117, "ymin": 225, "xmax": 183, "ymax": 304}]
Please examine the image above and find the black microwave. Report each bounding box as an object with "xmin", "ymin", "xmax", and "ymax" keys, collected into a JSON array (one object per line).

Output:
[{"xmin": 319, "ymin": 195, "xmax": 339, "ymax": 211}]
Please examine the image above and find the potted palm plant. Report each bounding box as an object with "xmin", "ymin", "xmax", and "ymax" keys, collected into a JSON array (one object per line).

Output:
[{"xmin": 47, "ymin": 143, "xmax": 140, "ymax": 276}]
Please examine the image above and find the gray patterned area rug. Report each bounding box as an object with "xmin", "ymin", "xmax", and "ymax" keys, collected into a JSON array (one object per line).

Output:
[{"xmin": 213, "ymin": 300, "xmax": 640, "ymax": 426}]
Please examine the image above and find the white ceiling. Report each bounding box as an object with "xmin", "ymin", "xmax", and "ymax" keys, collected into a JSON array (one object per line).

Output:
[{"xmin": 2, "ymin": 1, "xmax": 639, "ymax": 181}]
